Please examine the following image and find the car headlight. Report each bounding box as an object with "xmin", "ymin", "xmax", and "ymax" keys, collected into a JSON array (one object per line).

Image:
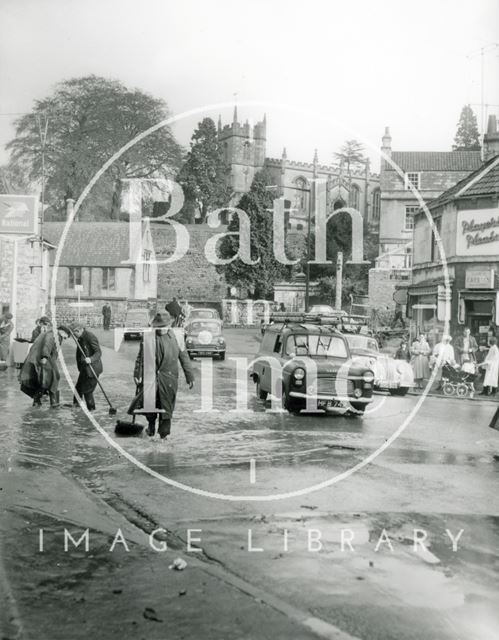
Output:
[
  {"xmin": 218, "ymin": 337, "xmax": 225, "ymax": 344},
  {"xmin": 363, "ymin": 371, "xmax": 375, "ymax": 383},
  {"xmin": 293, "ymin": 367, "xmax": 306, "ymax": 380},
  {"xmin": 186, "ymin": 337, "xmax": 193, "ymax": 344}
]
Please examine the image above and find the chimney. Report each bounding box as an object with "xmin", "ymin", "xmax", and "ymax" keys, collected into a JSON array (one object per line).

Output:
[
  {"xmin": 483, "ymin": 115, "xmax": 499, "ymax": 161},
  {"xmin": 66, "ymin": 198, "xmax": 75, "ymax": 221}
]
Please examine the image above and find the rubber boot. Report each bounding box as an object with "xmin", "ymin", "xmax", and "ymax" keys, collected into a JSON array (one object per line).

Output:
[
  {"xmin": 158, "ymin": 418, "xmax": 171, "ymax": 440},
  {"xmin": 50, "ymin": 391, "xmax": 60, "ymax": 408}
]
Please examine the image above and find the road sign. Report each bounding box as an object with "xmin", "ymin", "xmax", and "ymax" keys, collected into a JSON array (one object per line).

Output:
[{"xmin": 0, "ymin": 194, "xmax": 39, "ymax": 235}]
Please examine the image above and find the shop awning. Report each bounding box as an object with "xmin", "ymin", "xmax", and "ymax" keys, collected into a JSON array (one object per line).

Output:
[{"xmin": 460, "ymin": 290, "xmax": 496, "ymax": 301}]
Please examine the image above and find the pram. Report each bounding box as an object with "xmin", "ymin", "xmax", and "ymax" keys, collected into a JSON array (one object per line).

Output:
[{"xmin": 441, "ymin": 363, "xmax": 476, "ymax": 398}]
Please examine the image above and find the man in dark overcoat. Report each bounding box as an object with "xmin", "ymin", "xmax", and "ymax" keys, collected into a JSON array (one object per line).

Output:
[
  {"xmin": 102, "ymin": 303, "xmax": 112, "ymax": 331},
  {"xmin": 128, "ymin": 311, "xmax": 194, "ymax": 438},
  {"xmin": 70, "ymin": 322, "xmax": 103, "ymax": 411}
]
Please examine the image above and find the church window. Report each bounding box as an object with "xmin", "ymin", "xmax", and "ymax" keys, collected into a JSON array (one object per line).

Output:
[
  {"xmin": 294, "ymin": 177, "xmax": 308, "ymax": 211},
  {"xmin": 350, "ymin": 184, "xmax": 360, "ymax": 210},
  {"xmin": 243, "ymin": 141, "xmax": 251, "ymax": 160},
  {"xmin": 372, "ymin": 189, "xmax": 381, "ymax": 221}
]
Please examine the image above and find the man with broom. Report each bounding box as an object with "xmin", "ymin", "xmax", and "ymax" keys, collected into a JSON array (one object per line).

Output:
[
  {"xmin": 70, "ymin": 322, "xmax": 103, "ymax": 411},
  {"xmin": 127, "ymin": 311, "xmax": 194, "ymax": 438}
]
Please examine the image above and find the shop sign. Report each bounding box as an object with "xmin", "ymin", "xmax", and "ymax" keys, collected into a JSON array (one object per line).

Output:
[
  {"xmin": 456, "ymin": 208, "xmax": 499, "ymax": 257},
  {"xmin": 0, "ymin": 195, "xmax": 39, "ymax": 235},
  {"xmin": 465, "ymin": 269, "xmax": 495, "ymax": 289}
]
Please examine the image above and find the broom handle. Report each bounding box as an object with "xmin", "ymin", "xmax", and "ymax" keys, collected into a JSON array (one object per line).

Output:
[{"xmin": 71, "ymin": 332, "xmax": 114, "ymax": 409}]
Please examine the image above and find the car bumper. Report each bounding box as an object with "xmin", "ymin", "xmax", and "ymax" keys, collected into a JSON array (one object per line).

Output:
[
  {"xmin": 187, "ymin": 345, "xmax": 225, "ymax": 355},
  {"xmin": 289, "ymin": 391, "xmax": 372, "ymax": 404}
]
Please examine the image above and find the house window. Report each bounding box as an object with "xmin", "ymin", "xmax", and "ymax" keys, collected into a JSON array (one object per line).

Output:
[
  {"xmin": 296, "ymin": 223, "xmax": 304, "ymax": 231},
  {"xmin": 102, "ymin": 267, "xmax": 116, "ymax": 291},
  {"xmin": 350, "ymin": 184, "xmax": 360, "ymax": 210},
  {"xmin": 372, "ymin": 189, "xmax": 381, "ymax": 221},
  {"xmin": 404, "ymin": 206, "xmax": 418, "ymax": 231},
  {"xmin": 405, "ymin": 172, "xmax": 420, "ymax": 190},
  {"xmin": 68, "ymin": 267, "xmax": 82, "ymax": 289},
  {"xmin": 431, "ymin": 217, "xmax": 442, "ymax": 262},
  {"xmin": 143, "ymin": 250, "xmax": 151, "ymax": 283}
]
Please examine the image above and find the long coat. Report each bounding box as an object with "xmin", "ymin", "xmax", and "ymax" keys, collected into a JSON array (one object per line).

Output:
[
  {"xmin": 128, "ymin": 329, "xmax": 194, "ymax": 419},
  {"xmin": 483, "ymin": 344, "xmax": 499, "ymax": 388},
  {"xmin": 20, "ymin": 329, "xmax": 60, "ymax": 398},
  {"xmin": 75, "ymin": 329, "xmax": 103, "ymax": 393},
  {"xmin": 454, "ymin": 335, "xmax": 478, "ymax": 366},
  {"xmin": 411, "ymin": 339, "xmax": 430, "ymax": 380}
]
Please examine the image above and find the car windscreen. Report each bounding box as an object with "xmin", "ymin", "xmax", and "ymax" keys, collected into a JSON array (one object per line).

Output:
[
  {"xmin": 125, "ymin": 311, "xmax": 149, "ymax": 324},
  {"xmin": 191, "ymin": 310, "xmax": 216, "ymax": 318},
  {"xmin": 188, "ymin": 321, "xmax": 221, "ymax": 334},
  {"xmin": 285, "ymin": 334, "xmax": 348, "ymax": 358},
  {"xmin": 345, "ymin": 335, "xmax": 379, "ymax": 352}
]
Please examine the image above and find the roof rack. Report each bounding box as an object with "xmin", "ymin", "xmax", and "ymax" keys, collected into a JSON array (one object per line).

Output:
[{"xmin": 269, "ymin": 312, "xmax": 369, "ymax": 328}]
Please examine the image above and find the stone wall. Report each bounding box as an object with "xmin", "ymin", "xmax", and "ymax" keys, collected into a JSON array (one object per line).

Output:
[
  {"xmin": 368, "ymin": 268, "xmax": 409, "ymax": 312},
  {"xmin": 51, "ymin": 297, "xmax": 149, "ymax": 328},
  {"xmin": 152, "ymin": 224, "xmax": 227, "ymax": 304}
]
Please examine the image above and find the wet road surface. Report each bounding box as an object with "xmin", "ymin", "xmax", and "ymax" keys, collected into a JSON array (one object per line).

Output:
[{"xmin": 1, "ymin": 328, "xmax": 499, "ymax": 639}]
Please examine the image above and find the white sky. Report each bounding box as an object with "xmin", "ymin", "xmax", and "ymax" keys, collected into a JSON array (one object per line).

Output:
[{"xmin": 1, "ymin": 0, "xmax": 498, "ymax": 171}]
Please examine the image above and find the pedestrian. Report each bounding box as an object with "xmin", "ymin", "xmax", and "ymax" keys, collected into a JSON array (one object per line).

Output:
[
  {"xmin": 165, "ymin": 297, "xmax": 182, "ymax": 327},
  {"xmin": 70, "ymin": 322, "xmax": 103, "ymax": 411},
  {"xmin": 395, "ymin": 339, "xmax": 411, "ymax": 362},
  {"xmin": 31, "ymin": 318, "xmax": 42, "ymax": 343},
  {"xmin": 102, "ymin": 303, "xmax": 112, "ymax": 331},
  {"xmin": 430, "ymin": 334, "xmax": 456, "ymax": 389},
  {"xmin": 20, "ymin": 318, "xmax": 70, "ymax": 407},
  {"xmin": 0, "ymin": 312, "xmax": 14, "ymax": 362},
  {"xmin": 181, "ymin": 300, "xmax": 193, "ymax": 323},
  {"xmin": 479, "ymin": 336, "xmax": 499, "ymax": 396},
  {"xmin": 411, "ymin": 333, "xmax": 430, "ymax": 389},
  {"xmin": 391, "ymin": 303, "xmax": 405, "ymax": 329},
  {"xmin": 127, "ymin": 311, "xmax": 194, "ymax": 439},
  {"xmin": 454, "ymin": 327, "xmax": 478, "ymax": 371}
]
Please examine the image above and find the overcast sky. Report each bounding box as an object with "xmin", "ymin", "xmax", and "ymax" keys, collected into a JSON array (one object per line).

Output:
[{"xmin": 1, "ymin": 0, "xmax": 498, "ymax": 171}]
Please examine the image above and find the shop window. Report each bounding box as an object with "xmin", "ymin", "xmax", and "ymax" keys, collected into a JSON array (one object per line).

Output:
[
  {"xmin": 68, "ymin": 267, "xmax": 82, "ymax": 289},
  {"xmin": 405, "ymin": 172, "xmax": 420, "ymax": 190},
  {"xmin": 102, "ymin": 267, "xmax": 116, "ymax": 291}
]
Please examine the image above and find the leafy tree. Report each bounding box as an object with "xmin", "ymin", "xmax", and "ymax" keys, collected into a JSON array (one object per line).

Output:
[
  {"xmin": 216, "ymin": 169, "xmax": 291, "ymax": 298},
  {"xmin": 6, "ymin": 75, "xmax": 182, "ymax": 220},
  {"xmin": 334, "ymin": 139, "xmax": 366, "ymax": 177},
  {"xmin": 453, "ymin": 105, "xmax": 480, "ymax": 150},
  {"xmin": 177, "ymin": 117, "xmax": 230, "ymax": 223}
]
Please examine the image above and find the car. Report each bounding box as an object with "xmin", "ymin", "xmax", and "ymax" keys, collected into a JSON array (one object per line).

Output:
[
  {"xmin": 123, "ymin": 308, "xmax": 150, "ymax": 340},
  {"xmin": 251, "ymin": 315, "xmax": 375, "ymax": 414},
  {"xmin": 344, "ymin": 334, "xmax": 414, "ymax": 395},
  {"xmin": 186, "ymin": 308, "xmax": 220, "ymax": 322},
  {"xmin": 308, "ymin": 304, "xmax": 336, "ymax": 316},
  {"xmin": 185, "ymin": 318, "xmax": 226, "ymax": 360}
]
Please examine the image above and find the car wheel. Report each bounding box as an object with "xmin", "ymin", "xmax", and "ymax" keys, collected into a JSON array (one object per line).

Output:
[
  {"xmin": 283, "ymin": 388, "xmax": 303, "ymax": 413},
  {"xmin": 397, "ymin": 386, "xmax": 409, "ymax": 396},
  {"xmin": 219, "ymin": 352, "xmax": 225, "ymax": 361},
  {"xmin": 256, "ymin": 381, "xmax": 268, "ymax": 401},
  {"xmin": 388, "ymin": 388, "xmax": 398, "ymax": 396}
]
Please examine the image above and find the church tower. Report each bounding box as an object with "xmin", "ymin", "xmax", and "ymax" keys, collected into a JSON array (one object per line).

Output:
[{"xmin": 218, "ymin": 109, "xmax": 267, "ymax": 199}]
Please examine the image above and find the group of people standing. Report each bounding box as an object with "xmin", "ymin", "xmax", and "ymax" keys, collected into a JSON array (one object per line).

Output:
[
  {"xmin": 19, "ymin": 316, "xmax": 103, "ymax": 410},
  {"xmin": 395, "ymin": 326, "xmax": 499, "ymax": 395}
]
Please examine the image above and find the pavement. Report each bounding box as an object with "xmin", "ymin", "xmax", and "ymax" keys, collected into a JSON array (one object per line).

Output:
[{"xmin": 1, "ymin": 327, "xmax": 499, "ymax": 640}]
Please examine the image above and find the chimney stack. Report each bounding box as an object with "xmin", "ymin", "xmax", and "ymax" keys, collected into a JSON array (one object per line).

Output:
[{"xmin": 483, "ymin": 115, "xmax": 499, "ymax": 162}]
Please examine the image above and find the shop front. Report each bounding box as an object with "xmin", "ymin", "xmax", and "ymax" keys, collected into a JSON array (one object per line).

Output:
[
  {"xmin": 407, "ymin": 279, "xmax": 453, "ymax": 346},
  {"xmin": 457, "ymin": 266, "xmax": 499, "ymax": 346}
]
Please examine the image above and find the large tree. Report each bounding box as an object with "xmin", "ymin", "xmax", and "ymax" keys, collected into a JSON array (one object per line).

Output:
[
  {"xmin": 177, "ymin": 117, "xmax": 230, "ymax": 223},
  {"xmin": 334, "ymin": 139, "xmax": 366, "ymax": 177},
  {"xmin": 216, "ymin": 168, "xmax": 291, "ymax": 298},
  {"xmin": 453, "ymin": 105, "xmax": 480, "ymax": 151},
  {"xmin": 6, "ymin": 75, "xmax": 182, "ymax": 220}
]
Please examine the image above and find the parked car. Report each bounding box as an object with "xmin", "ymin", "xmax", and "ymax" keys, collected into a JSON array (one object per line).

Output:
[
  {"xmin": 186, "ymin": 308, "xmax": 220, "ymax": 322},
  {"xmin": 123, "ymin": 308, "xmax": 150, "ymax": 340},
  {"xmin": 344, "ymin": 334, "xmax": 414, "ymax": 395},
  {"xmin": 185, "ymin": 319, "xmax": 226, "ymax": 360},
  {"xmin": 252, "ymin": 316, "xmax": 374, "ymax": 414},
  {"xmin": 309, "ymin": 304, "xmax": 336, "ymax": 316}
]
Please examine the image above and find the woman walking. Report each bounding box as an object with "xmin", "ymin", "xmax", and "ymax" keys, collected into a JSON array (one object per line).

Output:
[
  {"xmin": 411, "ymin": 333, "xmax": 430, "ymax": 389},
  {"xmin": 480, "ymin": 336, "xmax": 499, "ymax": 396}
]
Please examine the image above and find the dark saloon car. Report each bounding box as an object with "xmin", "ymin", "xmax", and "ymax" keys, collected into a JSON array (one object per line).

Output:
[
  {"xmin": 185, "ymin": 319, "xmax": 226, "ymax": 360},
  {"xmin": 251, "ymin": 315, "xmax": 374, "ymax": 414}
]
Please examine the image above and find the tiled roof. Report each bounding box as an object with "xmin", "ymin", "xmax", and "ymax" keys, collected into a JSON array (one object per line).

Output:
[
  {"xmin": 44, "ymin": 222, "xmax": 132, "ymax": 267},
  {"xmin": 387, "ymin": 151, "xmax": 482, "ymax": 172},
  {"xmin": 427, "ymin": 154, "xmax": 499, "ymax": 211}
]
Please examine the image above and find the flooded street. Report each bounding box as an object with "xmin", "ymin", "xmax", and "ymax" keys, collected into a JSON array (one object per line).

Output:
[{"xmin": 2, "ymin": 329, "xmax": 499, "ymax": 639}]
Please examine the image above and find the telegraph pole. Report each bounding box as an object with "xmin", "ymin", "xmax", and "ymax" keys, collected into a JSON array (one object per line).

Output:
[
  {"xmin": 335, "ymin": 251, "xmax": 343, "ymax": 310},
  {"xmin": 467, "ymin": 44, "xmax": 499, "ymax": 134}
]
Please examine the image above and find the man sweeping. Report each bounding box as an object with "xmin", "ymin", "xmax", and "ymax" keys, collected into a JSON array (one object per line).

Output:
[
  {"xmin": 70, "ymin": 322, "xmax": 103, "ymax": 411},
  {"xmin": 127, "ymin": 311, "xmax": 194, "ymax": 439}
]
